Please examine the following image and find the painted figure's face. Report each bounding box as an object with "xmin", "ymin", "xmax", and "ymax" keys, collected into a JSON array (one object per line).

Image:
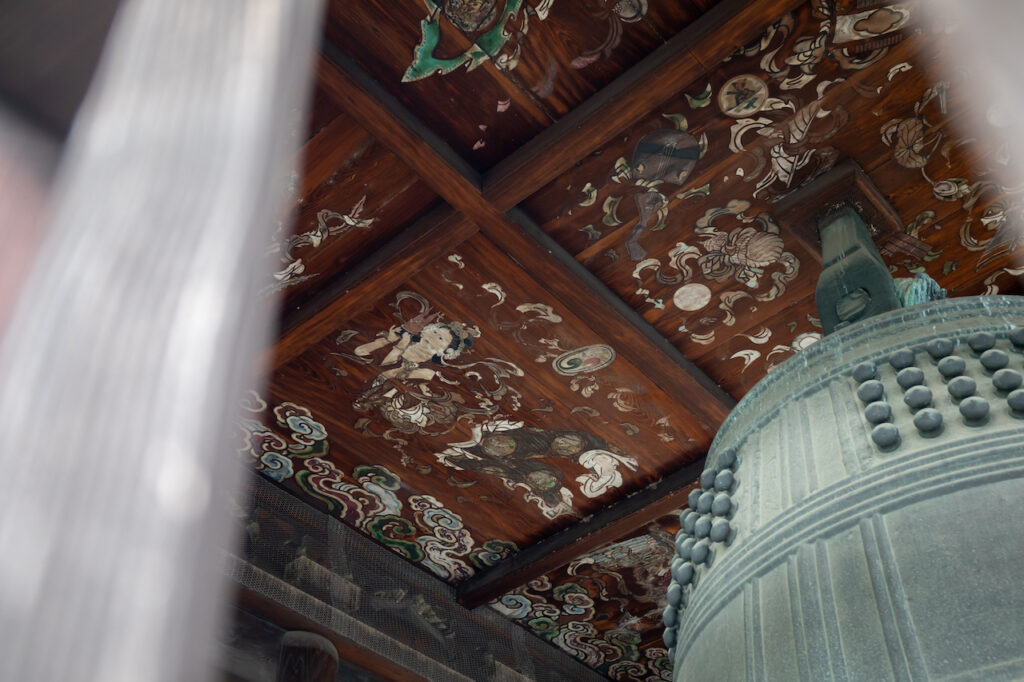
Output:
[
  {"xmin": 444, "ymin": 0, "xmax": 498, "ymax": 32},
  {"xmin": 406, "ymin": 323, "xmax": 455, "ymax": 363}
]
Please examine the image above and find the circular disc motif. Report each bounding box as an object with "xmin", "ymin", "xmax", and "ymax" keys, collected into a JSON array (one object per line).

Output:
[
  {"xmin": 719, "ymin": 75, "xmax": 769, "ymax": 118},
  {"xmin": 552, "ymin": 345, "xmax": 616, "ymax": 376},
  {"xmin": 482, "ymin": 434, "xmax": 517, "ymax": 457},
  {"xmin": 550, "ymin": 433, "xmax": 587, "ymax": 457},
  {"xmin": 673, "ymin": 283, "xmax": 712, "ymax": 311},
  {"xmin": 527, "ymin": 469, "xmax": 560, "ymax": 491}
]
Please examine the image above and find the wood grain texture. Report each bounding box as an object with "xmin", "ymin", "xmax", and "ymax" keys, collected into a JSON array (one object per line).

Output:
[
  {"xmin": 482, "ymin": 0, "xmax": 807, "ymax": 210},
  {"xmin": 322, "ymin": 0, "xmax": 552, "ymax": 170},
  {"xmin": 271, "ymin": 206, "xmax": 477, "ymax": 370},
  {"xmin": 520, "ymin": 2, "xmax": 1024, "ymax": 401},
  {"xmin": 497, "ymin": 210, "xmax": 736, "ymax": 428},
  {"xmin": 314, "ymin": 43, "xmax": 735, "ymax": 427},
  {"xmin": 457, "ymin": 463, "xmax": 704, "ymax": 609},
  {"xmin": 268, "ymin": 231, "xmax": 712, "ymax": 552},
  {"xmin": 274, "ymin": 108, "xmax": 440, "ymax": 313}
]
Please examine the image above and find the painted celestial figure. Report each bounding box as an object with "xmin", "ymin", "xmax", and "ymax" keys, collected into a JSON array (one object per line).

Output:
[{"xmin": 626, "ymin": 129, "xmax": 701, "ymax": 261}]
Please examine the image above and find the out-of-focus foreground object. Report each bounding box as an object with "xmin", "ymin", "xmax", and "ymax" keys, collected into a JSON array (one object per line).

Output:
[
  {"xmin": 0, "ymin": 0, "xmax": 324, "ymax": 680},
  {"xmin": 0, "ymin": 110, "xmax": 56, "ymax": 332},
  {"xmin": 921, "ymin": 0, "xmax": 1024, "ymax": 264}
]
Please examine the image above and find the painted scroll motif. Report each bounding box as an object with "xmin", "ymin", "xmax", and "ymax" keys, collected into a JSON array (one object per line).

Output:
[
  {"xmin": 263, "ymin": 197, "xmax": 377, "ymax": 295},
  {"xmin": 238, "ymin": 393, "xmax": 517, "ymax": 582}
]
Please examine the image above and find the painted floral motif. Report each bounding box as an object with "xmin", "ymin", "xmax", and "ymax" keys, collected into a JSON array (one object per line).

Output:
[
  {"xmin": 434, "ymin": 419, "xmax": 638, "ymax": 518},
  {"xmin": 237, "ymin": 393, "xmax": 518, "ymax": 582},
  {"xmin": 718, "ymin": 74, "xmax": 768, "ymax": 118},
  {"xmin": 730, "ymin": 325, "xmax": 822, "ymax": 375},
  {"xmin": 339, "ymin": 291, "xmax": 524, "ymax": 447},
  {"xmin": 263, "ymin": 197, "xmax": 376, "ymax": 295},
  {"xmin": 493, "ymin": 518, "xmax": 678, "ymax": 681},
  {"xmin": 694, "ymin": 201, "xmax": 795, "ymax": 289},
  {"xmin": 552, "ymin": 344, "xmax": 616, "ymax": 376},
  {"xmin": 983, "ymin": 267, "xmax": 1024, "ymax": 295}
]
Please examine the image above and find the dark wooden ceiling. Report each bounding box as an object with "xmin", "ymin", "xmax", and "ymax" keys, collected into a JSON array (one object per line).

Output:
[{"xmin": 242, "ymin": 1, "xmax": 1024, "ymax": 679}]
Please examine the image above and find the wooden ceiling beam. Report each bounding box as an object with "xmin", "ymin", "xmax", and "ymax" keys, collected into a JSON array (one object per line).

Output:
[
  {"xmin": 457, "ymin": 460, "xmax": 705, "ymax": 609},
  {"xmin": 317, "ymin": 43, "xmax": 735, "ymax": 427},
  {"xmin": 270, "ymin": 205, "xmax": 477, "ymax": 369},
  {"xmin": 316, "ymin": 47, "xmax": 496, "ymax": 229},
  {"xmin": 482, "ymin": 0, "xmax": 806, "ymax": 210},
  {"xmin": 503, "ymin": 209, "xmax": 734, "ymax": 427},
  {"xmin": 274, "ymin": 2, "xmax": 797, "ymax": 603}
]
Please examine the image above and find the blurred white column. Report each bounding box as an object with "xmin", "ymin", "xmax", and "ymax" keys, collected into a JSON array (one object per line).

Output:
[{"xmin": 0, "ymin": 1, "xmax": 324, "ymax": 680}]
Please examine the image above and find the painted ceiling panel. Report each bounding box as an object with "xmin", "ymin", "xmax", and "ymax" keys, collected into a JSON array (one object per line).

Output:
[
  {"xmin": 262, "ymin": 97, "xmax": 441, "ymax": 310},
  {"xmin": 242, "ymin": 1, "xmax": 1024, "ymax": 679},
  {"xmin": 256, "ymin": 231, "xmax": 713, "ymax": 583},
  {"xmin": 324, "ymin": 0, "xmax": 724, "ymax": 170},
  {"xmin": 486, "ymin": 3, "xmax": 666, "ymax": 119},
  {"xmin": 638, "ymin": 0, "xmax": 721, "ymax": 41},
  {"xmin": 523, "ymin": 1, "xmax": 1024, "ymax": 399},
  {"xmin": 493, "ymin": 509, "xmax": 688, "ymax": 681},
  {"xmin": 324, "ymin": 0, "xmax": 553, "ymax": 170}
]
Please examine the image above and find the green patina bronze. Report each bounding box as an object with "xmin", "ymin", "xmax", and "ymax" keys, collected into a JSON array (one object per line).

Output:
[{"xmin": 816, "ymin": 204, "xmax": 946, "ymax": 334}]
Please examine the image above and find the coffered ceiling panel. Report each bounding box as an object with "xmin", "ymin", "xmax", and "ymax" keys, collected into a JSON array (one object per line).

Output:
[
  {"xmin": 238, "ymin": 1, "xmax": 1024, "ymax": 678},
  {"xmin": 251, "ymin": 230, "xmax": 716, "ymax": 585},
  {"xmin": 324, "ymin": 0, "xmax": 725, "ymax": 169},
  {"xmin": 263, "ymin": 75, "xmax": 441, "ymax": 312},
  {"xmin": 522, "ymin": 0, "xmax": 1024, "ymax": 395}
]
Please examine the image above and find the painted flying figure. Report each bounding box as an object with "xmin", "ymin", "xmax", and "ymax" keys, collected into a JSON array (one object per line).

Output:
[
  {"xmin": 435, "ymin": 419, "xmax": 638, "ymax": 518},
  {"xmin": 349, "ymin": 292, "xmax": 522, "ymax": 445}
]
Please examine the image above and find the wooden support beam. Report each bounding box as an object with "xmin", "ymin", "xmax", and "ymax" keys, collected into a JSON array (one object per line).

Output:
[
  {"xmin": 501, "ymin": 209, "xmax": 735, "ymax": 427},
  {"xmin": 482, "ymin": 0, "xmax": 806, "ymax": 210},
  {"xmin": 289, "ymin": 0, "xmax": 804, "ymax": 374},
  {"xmin": 271, "ymin": 205, "xmax": 478, "ymax": 369},
  {"xmin": 315, "ymin": 42, "xmax": 735, "ymax": 427},
  {"xmin": 316, "ymin": 47, "xmax": 493, "ymax": 227},
  {"xmin": 456, "ymin": 459, "xmax": 705, "ymax": 609}
]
